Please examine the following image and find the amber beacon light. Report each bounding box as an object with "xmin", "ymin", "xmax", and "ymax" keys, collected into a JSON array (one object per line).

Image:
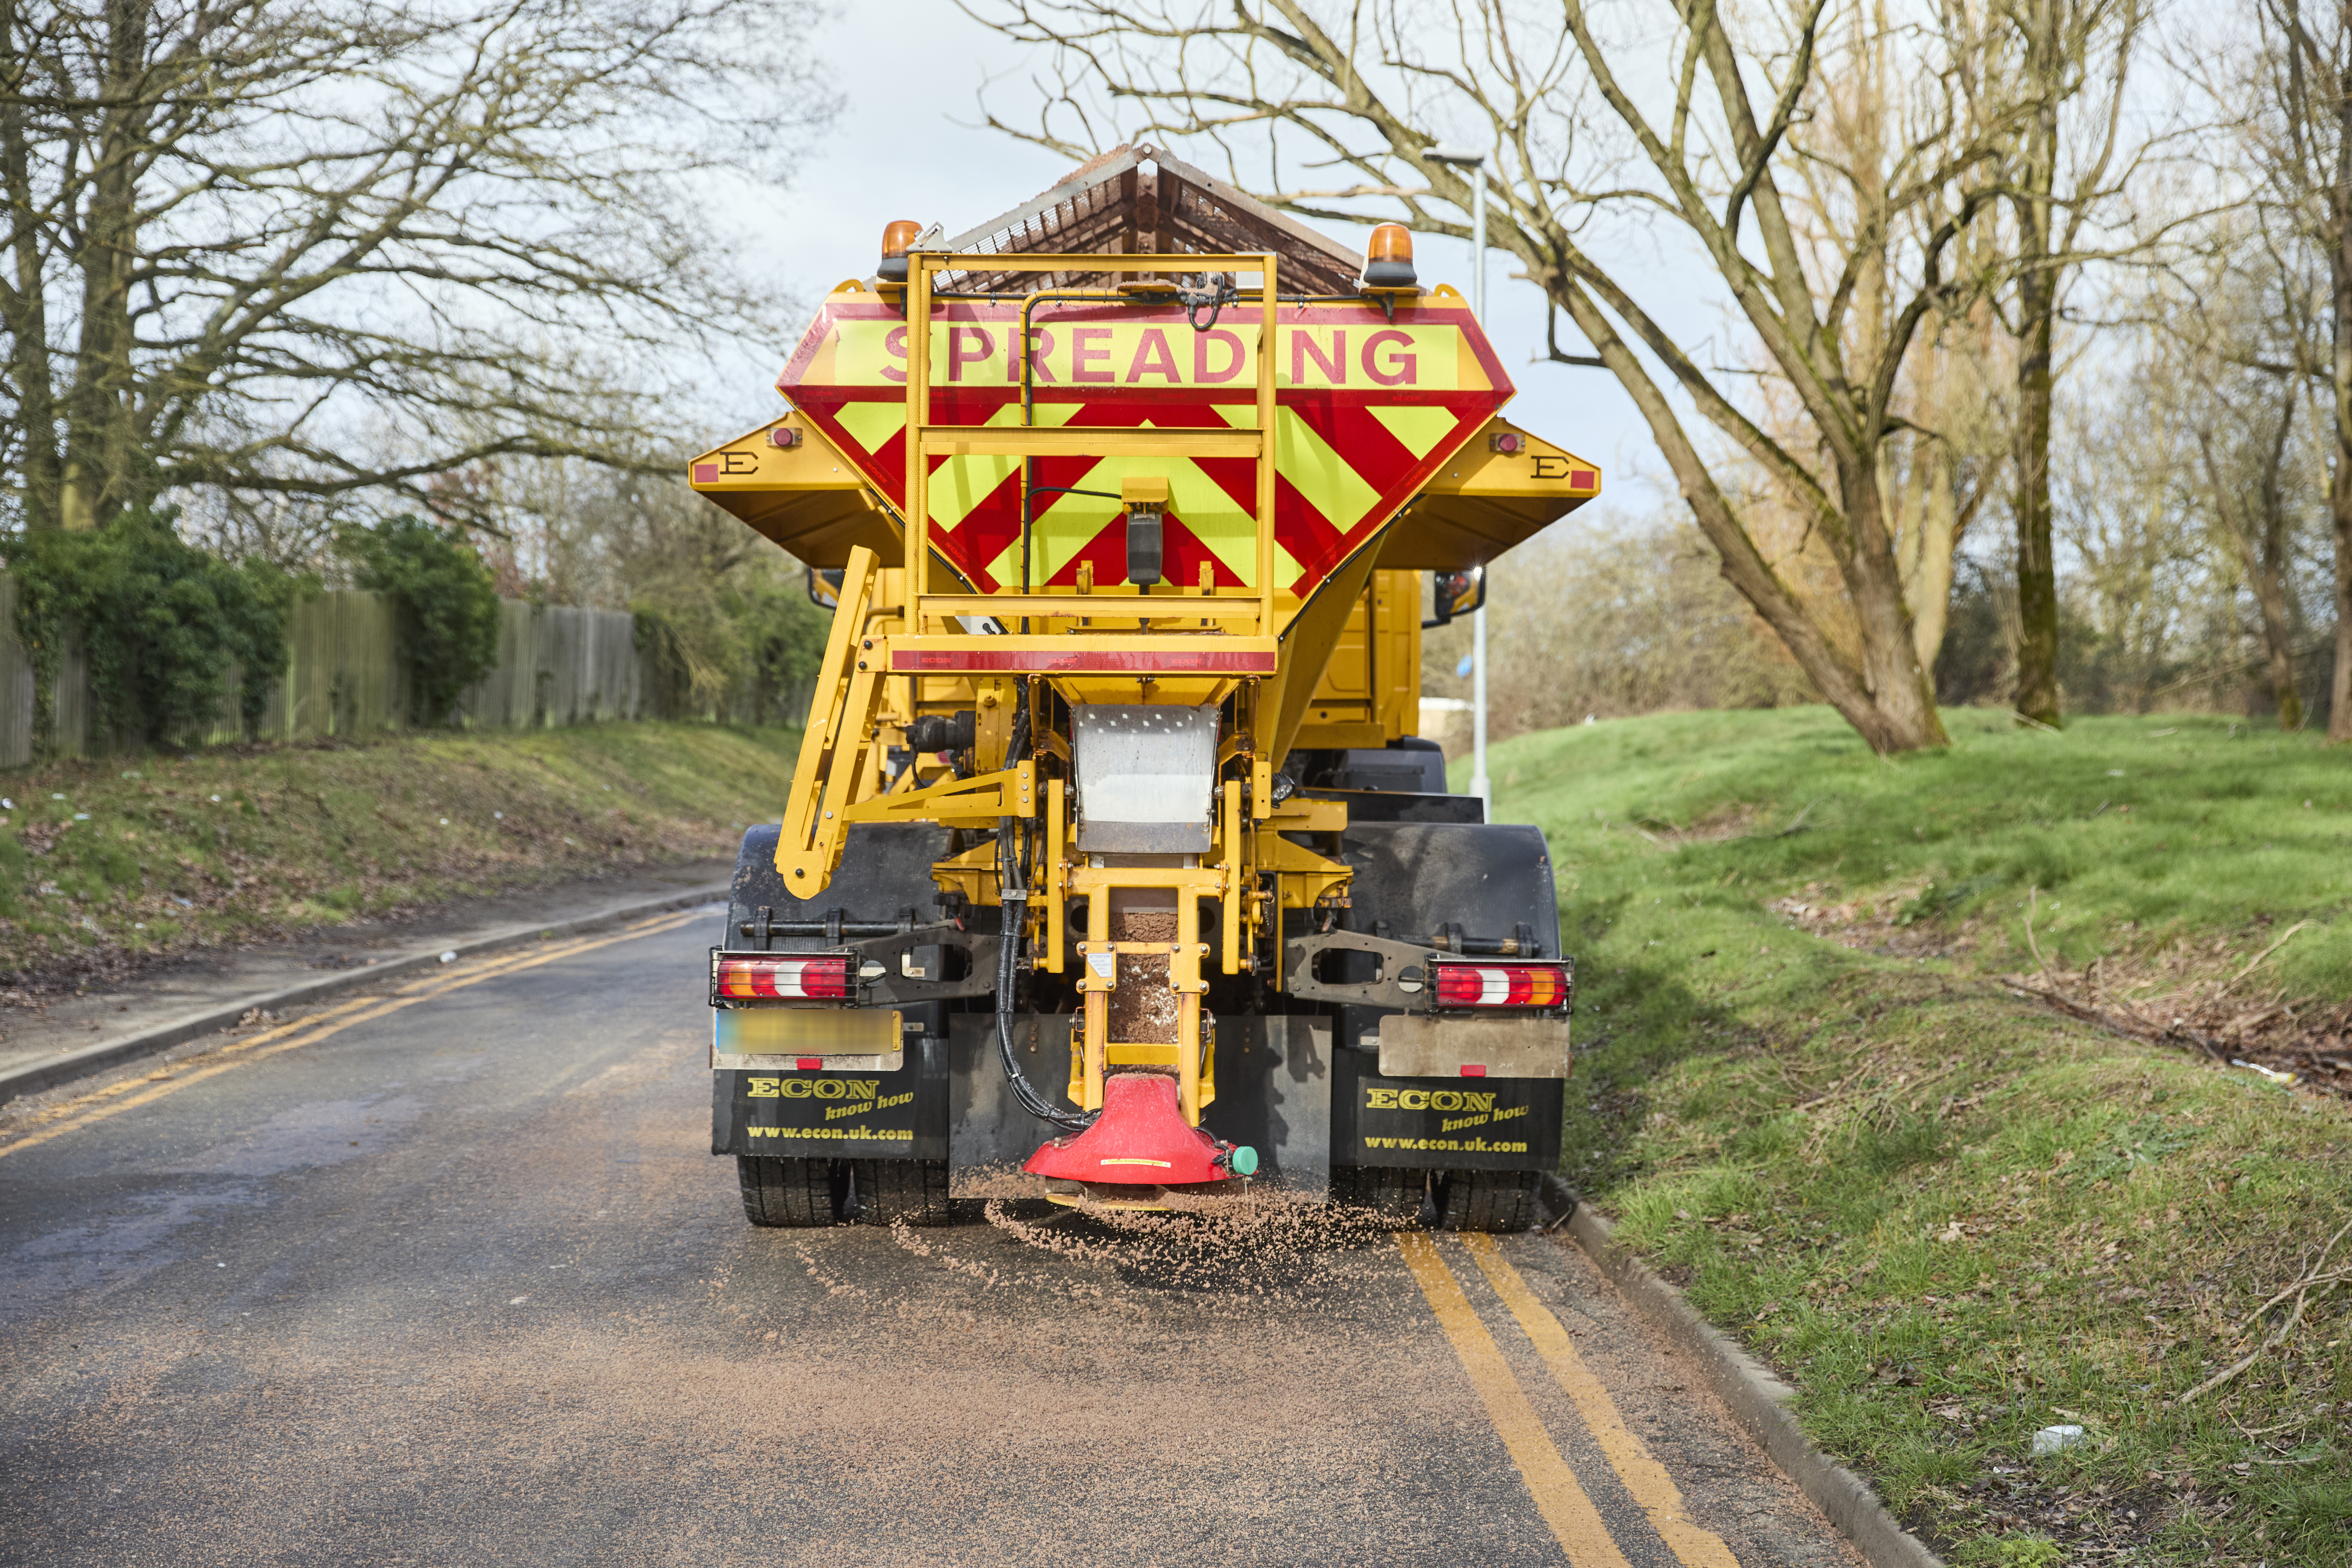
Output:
[
  {"xmin": 1363, "ymin": 223, "xmax": 1416, "ymax": 288},
  {"xmin": 876, "ymin": 219, "xmax": 921, "ymax": 283}
]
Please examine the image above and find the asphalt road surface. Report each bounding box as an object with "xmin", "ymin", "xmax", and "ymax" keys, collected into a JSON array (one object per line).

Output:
[{"xmin": 1, "ymin": 906, "xmax": 1862, "ymax": 1567}]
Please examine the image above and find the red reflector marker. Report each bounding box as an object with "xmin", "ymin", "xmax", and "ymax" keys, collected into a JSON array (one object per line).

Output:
[
  {"xmin": 1460, "ymin": 1064, "xmax": 1487, "ymax": 1078},
  {"xmin": 692, "ymin": 462, "xmax": 719, "ymax": 483},
  {"xmin": 796, "ymin": 1057, "xmax": 824, "ymax": 1070},
  {"xmin": 714, "ymin": 954, "xmax": 853, "ymax": 1000},
  {"xmin": 1432, "ymin": 962, "xmax": 1568, "ymax": 1009}
]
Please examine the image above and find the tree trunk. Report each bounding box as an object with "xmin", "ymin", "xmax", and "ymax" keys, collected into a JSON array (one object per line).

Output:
[
  {"xmin": 2200, "ymin": 402, "xmax": 2306, "ymax": 732},
  {"xmin": 2011, "ymin": 0, "xmax": 2064, "ymax": 727},
  {"xmin": 58, "ymin": 0, "xmax": 151, "ymax": 531},
  {"xmin": 2256, "ymin": 387, "xmax": 2307, "ymax": 731},
  {"xmin": 2258, "ymin": 591, "xmax": 2307, "ymax": 729},
  {"xmin": 1899, "ymin": 441, "xmax": 1962, "ymax": 674},
  {"xmin": 2332, "ymin": 486, "xmax": 2352, "ymax": 740},
  {"xmin": 1841, "ymin": 449, "xmax": 1951, "ymax": 746},
  {"xmin": 2248, "ymin": 512, "xmax": 2306, "ymax": 732},
  {"xmin": 0, "ymin": 0, "xmax": 62, "ymax": 530},
  {"xmin": 2332, "ymin": 47, "xmax": 2352, "ymax": 741},
  {"xmin": 1555, "ymin": 282, "xmax": 1946, "ymax": 753}
]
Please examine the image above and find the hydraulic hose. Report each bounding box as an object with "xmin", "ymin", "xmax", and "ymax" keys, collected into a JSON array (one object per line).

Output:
[{"xmin": 992, "ymin": 685, "xmax": 1092, "ymax": 1133}]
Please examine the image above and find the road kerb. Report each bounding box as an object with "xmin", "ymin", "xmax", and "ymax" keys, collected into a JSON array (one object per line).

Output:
[
  {"xmin": 1560, "ymin": 1201, "xmax": 1948, "ymax": 1568},
  {"xmin": 0, "ymin": 883, "xmax": 730, "ymax": 1108}
]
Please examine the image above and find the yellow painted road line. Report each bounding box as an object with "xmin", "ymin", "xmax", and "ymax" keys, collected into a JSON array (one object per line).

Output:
[
  {"xmin": 1466, "ymin": 1234, "xmax": 1741, "ymax": 1568},
  {"xmin": 1397, "ymin": 1232, "xmax": 1632, "ymax": 1568},
  {"xmin": 2, "ymin": 928, "xmax": 671, "ymax": 1140},
  {"xmin": 4, "ymin": 993, "xmax": 391, "ymax": 1124},
  {"xmin": 0, "ymin": 911, "xmax": 701, "ymax": 1162}
]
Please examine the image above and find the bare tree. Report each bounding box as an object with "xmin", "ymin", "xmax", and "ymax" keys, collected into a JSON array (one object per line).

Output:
[
  {"xmin": 968, "ymin": 0, "xmax": 2032, "ymax": 752},
  {"xmin": 2175, "ymin": 220, "xmax": 2330, "ymax": 728},
  {"xmin": 2242, "ymin": 0, "xmax": 2352, "ymax": 739},
  {"xmin": 0, "ymin": 0, "xmax": 829, "ymax": 536},
  {"xmin": 1767, "ymin": 3, "xmax": 2010, "ymax": 677},
  {"xmin": 1953, "ymin": 0, "xmax": 2150, "ymax": 730},
  {"xmin": 2051, "ymin": 343, "xmax": 2220, "ymax": 711}
]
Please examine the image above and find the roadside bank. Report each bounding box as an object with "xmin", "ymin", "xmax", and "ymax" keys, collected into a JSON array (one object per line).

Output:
[
  {"xmin": 1477, "ymin": 707, "xmax": 2352, "ymax": 1567},
  {"xmin": 0, "ymin": 721, "xmax": 792, "ymax": 995}
]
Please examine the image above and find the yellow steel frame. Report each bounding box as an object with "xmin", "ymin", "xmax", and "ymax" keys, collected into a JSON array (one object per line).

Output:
[
  {"xmin": 775, "ymin": 546, "xmax": 1043, "ymax": 891},
  {"xmin": 774, "ymin": 544, "xmax": 885, "ymax": 894},
  {"xmin": 775, "ymin": 256, "xmax": 1368, "ymax": 1132}
]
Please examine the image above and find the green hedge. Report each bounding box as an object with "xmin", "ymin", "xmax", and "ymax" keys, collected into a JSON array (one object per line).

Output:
[{"xmin": 7, "ymin": 508, "xmax": 288, "ymax": 745}]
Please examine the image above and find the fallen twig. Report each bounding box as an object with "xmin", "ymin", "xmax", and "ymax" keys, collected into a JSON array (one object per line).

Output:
[
  {"xmin": 1777, "ymin": 798, "xmax": 1822, "ymax": 838},
  {"xmin": 2176, "ymin": 1285, "xmax": 2339, "ymax": 1404},
  {"xmin": 2024, "ymin": 887, "xmax": 2057, "ymax": 982},
  {"xmin": 2221, "ymin": 920, "xmax": 2315, "ymax": 993},
  {"xmin": 2006, "ymin": 977, "xmax": 2230, "ymax": 1061},
  {"xmin": 2176, "ymin": 1217, "xmax": 2352, "ymax": 1405},
  {"xmin": 2237, "ymin": 1217, "xmax": 2352, "ymax": 1333}
]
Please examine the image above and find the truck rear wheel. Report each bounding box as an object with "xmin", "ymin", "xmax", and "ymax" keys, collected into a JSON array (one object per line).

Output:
[
  {"xmin": 1328, "ymin": 1164, "xmax": 1428, "ymax": 1226},
  {"xmin": 847, "ymin": 1158, "xmax": 953, "ymax": 1226},
  {"xmin": 737, "ymin": 1156, "xmax": 841, "ymax": 1227},
  {"xmin": 1438, "ymin": 1169, "xmax": 1540, "ymax": 1233}
]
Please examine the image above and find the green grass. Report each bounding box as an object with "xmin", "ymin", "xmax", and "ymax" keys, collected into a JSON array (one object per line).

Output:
[
  {"xmin": 0, "ymin": 722, "xmax": 797, "ymax": 983},
  {"xmin": 1465, "ymin": 706, "xmax": 2352, "ymax": 1566}
]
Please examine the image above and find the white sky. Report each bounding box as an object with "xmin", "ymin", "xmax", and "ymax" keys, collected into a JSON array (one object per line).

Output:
[{"xmin": 710, "ymin": 2, "xmax": 1661, "ymax": 524}]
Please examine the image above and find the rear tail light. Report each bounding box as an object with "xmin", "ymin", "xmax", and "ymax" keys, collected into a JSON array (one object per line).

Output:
[
  {"xmin": 1432, "ymin": 962, "xmax": 1569, "ymax": 1010},
  {"xmin": 713, "ymin": 953, "xmax": 853, "ymax": 1002}
]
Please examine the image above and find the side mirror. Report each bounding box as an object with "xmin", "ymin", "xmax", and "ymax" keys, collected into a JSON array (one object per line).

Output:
[
  {"xmin": 1423, "ymin": 567, "xmax": 1485, "ymax": 629},
  {"xmin": 807, "ymin": 566, "xmax": 844, "ymax": 610}
]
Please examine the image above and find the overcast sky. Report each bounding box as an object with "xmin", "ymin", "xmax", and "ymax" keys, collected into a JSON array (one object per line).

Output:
[{"xmin": 703, "ymin": 3, "xmax": 1664, "ymax": 530}]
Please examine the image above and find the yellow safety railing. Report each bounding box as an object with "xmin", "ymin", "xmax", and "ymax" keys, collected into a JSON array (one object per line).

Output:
[{"xmin": 899, "ymin": 251, "xmax": 1280, "ymax": 649}]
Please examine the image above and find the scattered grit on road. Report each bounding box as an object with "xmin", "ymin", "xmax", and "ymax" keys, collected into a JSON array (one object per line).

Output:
[{"xmin": 0, "ymin": 907, "xmax": 1864, "ymax": 1567}]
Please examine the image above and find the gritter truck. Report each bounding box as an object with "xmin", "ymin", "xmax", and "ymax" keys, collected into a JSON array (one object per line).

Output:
[{"xmin": 686, "ymin": 145, "xmax": 1599, "ymax": 1231}]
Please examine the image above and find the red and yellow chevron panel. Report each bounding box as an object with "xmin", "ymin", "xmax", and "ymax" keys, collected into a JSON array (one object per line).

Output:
[{"xmin": 775, "ymin": 291, "xmax": 1515, "ymax": 599}]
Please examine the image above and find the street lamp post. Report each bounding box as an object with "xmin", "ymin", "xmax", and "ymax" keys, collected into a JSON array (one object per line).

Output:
[{"xmin": 1429, "ymin": 148, "xmax": 1491, "ymax": 815}]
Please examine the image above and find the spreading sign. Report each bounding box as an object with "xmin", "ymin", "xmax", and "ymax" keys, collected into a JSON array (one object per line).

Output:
[{"xmin": 776, "ymin": 293, "xmax": 1515, "ymax": 598}]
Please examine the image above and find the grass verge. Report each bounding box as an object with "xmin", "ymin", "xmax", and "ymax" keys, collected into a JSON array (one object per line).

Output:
[
  {"xmin": 0, "ymin": 722, "xmax": 796, "ymax": 989},
  {"xmin": 1470, "ymin": 707, "xmax": 2352, "ymax": 1566}
]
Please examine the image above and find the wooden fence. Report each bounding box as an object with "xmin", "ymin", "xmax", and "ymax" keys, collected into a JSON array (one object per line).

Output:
[{"xmin": 0, "ymin": 584, "xmax": 699, "ymax": 766}]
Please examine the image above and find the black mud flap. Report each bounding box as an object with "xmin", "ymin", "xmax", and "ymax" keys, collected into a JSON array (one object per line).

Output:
[
  {"xmin": 714, "ymin": 823, "xmax": 962, "ymax": 1161},
  {"xmin": 726, "ymin": 822, "xmax": 956, "ymax": 942},
  {"xmin": 712, "ymin": 1035, "xmax": 951, "ymax": 1160},
  {"xmin": 1330, "ymin": 1048, "xmax": 1560, "ymax": 1172}
]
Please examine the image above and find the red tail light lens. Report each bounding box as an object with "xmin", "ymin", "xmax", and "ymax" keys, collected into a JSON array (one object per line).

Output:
[
  {"xmin": 1433, "ymin": 962, "xmax": 1569, "ymax": 1010},
  {"xmin": 714, "ymin": 954, "xmax": 853, "ymax": 1001}
]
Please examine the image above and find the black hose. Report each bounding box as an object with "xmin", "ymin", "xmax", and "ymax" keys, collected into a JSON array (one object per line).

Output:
[
  {"xmin": 1178, "ymin": 277, "xmax": 1242, "ymax": 331},
  {"xmin": 993, "ymin": 682, "xmax": 1092, "ymax": 1133}
]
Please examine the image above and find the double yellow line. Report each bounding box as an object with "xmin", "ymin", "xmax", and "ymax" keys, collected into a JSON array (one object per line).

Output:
[
  {"xmin": 0, "ymin": 908, "xmax": 704, "ymax": 1162},
  {"xmin": 1399, "ymin": 1231, "xmax": 1739, "ymax": 1568}
]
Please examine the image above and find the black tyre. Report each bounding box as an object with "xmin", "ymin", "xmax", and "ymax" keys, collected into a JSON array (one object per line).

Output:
[
  {"xmin": 846, "ymin": 1158, "xmax": 953, "ymax": 1226},
  {"xmin": 1328, "ymin": 1164, "xmax": 1428, "ymax": 1226},
  {"xmin": 1437, "ymin": 1169, "xmax": 1540, "ymax": 1233},
  {"xmin": 737, "ymin": 1156, "xmax": 841, "ymax": 1227}
]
